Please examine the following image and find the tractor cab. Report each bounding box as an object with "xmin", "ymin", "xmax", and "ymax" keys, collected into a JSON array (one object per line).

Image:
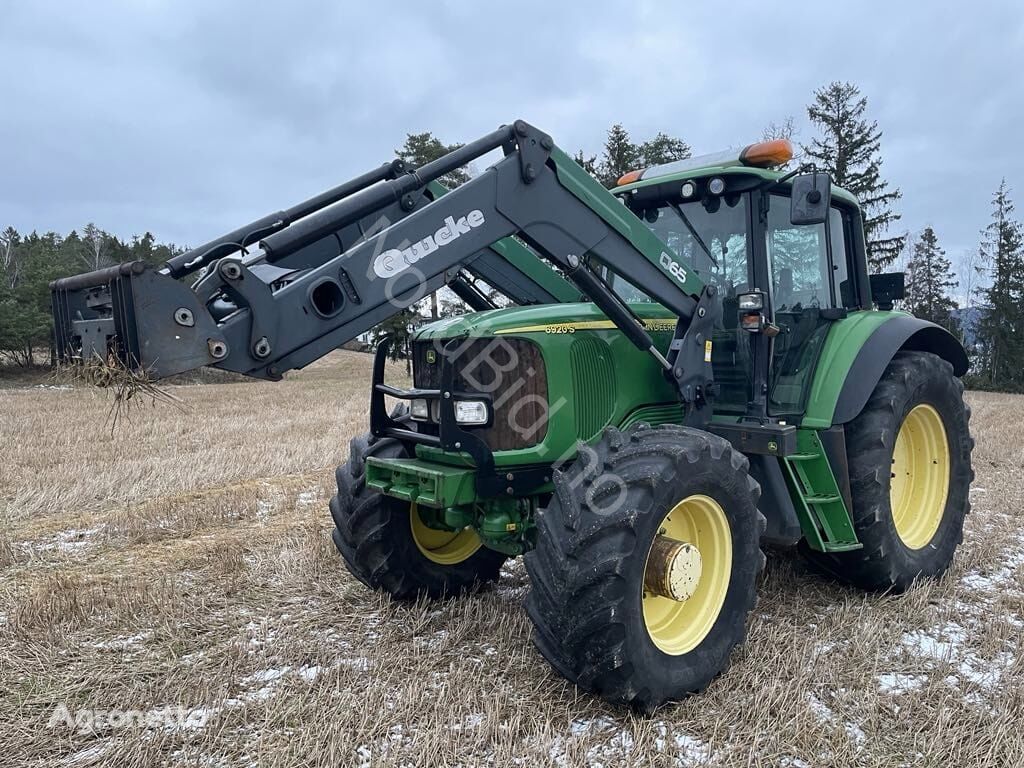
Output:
[{"xmin": 613, "ymin": 140, "xmax": 871, "ymax": 423}]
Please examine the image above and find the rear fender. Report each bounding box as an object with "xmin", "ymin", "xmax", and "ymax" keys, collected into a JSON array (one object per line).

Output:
[{"xmin": 814, "ymin": 315, "xmax": 968, "ymax": 427}]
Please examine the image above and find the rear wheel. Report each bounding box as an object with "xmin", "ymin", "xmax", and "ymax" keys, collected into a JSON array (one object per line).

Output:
[
  {"xmin": 330, "ymin": 421, "xmax": 506, "ymax": 600},
  {"xmin": 524, "ymin": 424, "xmax": 764, "ymax": 711},
  {"xmin": 801, "ymin": 351, "xmax": 973, "ymax": 592}
]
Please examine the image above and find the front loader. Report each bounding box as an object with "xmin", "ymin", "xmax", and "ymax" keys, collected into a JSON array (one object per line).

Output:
[{"xmin": 51, "ymin": 120, "xmax": 973, "ymax": 710}]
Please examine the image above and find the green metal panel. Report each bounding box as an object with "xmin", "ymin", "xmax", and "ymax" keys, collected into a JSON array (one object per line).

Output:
[
  {"xmin": 413, "ymin": 302, "xmax": 680, "ymax": 469},
  {"xmin": 781, "ymin": 429, "xmax": 861, "ymax": 552},
  {"xmin": 801, "ymin": 310, "xmax": 907, "ymax": 428},
  {"xmin": 615, "ymin": 164, "xmax": 862, "ymax": 210},
  {"xmin": 365, "ymin": 457, "xmax": 478, "ymax": 508}
]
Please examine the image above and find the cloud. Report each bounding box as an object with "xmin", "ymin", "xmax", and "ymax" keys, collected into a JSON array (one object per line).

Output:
[{"xmin": 1, "ymin": 0, "xmax": 1021, "ymax": 260}]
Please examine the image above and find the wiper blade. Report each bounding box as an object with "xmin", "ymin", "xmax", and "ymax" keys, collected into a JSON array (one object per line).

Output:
[{"xmin": 668, "ymin": 202, "xmax": 718, "ymax": 269}]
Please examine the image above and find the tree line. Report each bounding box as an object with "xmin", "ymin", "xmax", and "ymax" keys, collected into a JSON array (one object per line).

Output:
[
  {"xmin": 2, "ymin": 81, "xmax": 1022, "ymax": 391},
  {"xmin": 0, "ymin": 225, "xmax": 181, "ymax": 365}
]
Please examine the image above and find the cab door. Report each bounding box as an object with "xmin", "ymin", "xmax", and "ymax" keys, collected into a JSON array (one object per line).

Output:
[{"xmin": 765, "ymin": 195, "xmax": 853, "ymax": 418}]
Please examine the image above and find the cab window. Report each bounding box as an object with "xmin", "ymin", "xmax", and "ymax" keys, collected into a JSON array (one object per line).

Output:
[{"xmin": 765, "ymin": 195, "xmax": 850, "ymax": 416}]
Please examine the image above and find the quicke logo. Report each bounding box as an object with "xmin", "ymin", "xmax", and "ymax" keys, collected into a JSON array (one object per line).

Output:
[{"xmin": 373, "ymin": 210, "xmax": 486, "ymax": 279}]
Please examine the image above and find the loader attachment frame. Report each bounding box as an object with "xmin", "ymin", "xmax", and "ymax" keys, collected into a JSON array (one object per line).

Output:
[{"xmin": 51, "ymin": 120, "xmax": 718, "ymax": 421}]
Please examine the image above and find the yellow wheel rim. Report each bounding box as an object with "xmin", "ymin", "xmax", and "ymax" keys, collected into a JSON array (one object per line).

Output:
[
  {"xmin": 890, "ymin": 404, "xmax": 950, "ymax": 549},
  {"xmin": 409, "ymin": 505, "xmax": 482, "ymax": 565},
  {"xmin": 642, "ymin": 495, "xmax": 732, "ymax": 655}
]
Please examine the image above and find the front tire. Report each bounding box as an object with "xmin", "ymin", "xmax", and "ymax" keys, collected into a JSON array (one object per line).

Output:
[
  {"xmin": 801, "ymin": 351, "xmax": 973, "ymax": 592},
  {"xmin": 330, "ymin": 427, "xmax": 506, "ymax": 600},
  {"xmin": 524, "ymin": 424, "xmax": 764, "ymax": 711}
]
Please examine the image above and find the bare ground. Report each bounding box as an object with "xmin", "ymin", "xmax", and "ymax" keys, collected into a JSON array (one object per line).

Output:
[{"xmin": 0, "ymin": 350, "xmax": 1021, "ymax": 767}]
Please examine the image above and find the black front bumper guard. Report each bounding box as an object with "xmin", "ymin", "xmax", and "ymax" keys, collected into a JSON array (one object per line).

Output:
[{"xmin": 368, "ymin": 337, "xmax": 551, "ymax": 498}]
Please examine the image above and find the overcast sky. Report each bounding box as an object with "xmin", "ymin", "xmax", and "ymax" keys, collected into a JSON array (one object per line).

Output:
[{"xmin": 2, "ymin": 1, "xmax": 1022, "ymax": 270}]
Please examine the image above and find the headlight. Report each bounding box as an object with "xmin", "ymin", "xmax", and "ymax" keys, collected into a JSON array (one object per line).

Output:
[
  {"xmin": 454, "ymin": 399, "xmax": 489, "ymax": 425},
  {"xmin": 708, "ymin": 176, "xmax": 726, "ymax": 195},
  {"xmin": 410, "ymin": 399, "xmax": 429, "ymax": 420},
  {"xmin": 738, "ymin": 291, "xmax": 764, "ymax": 311}
]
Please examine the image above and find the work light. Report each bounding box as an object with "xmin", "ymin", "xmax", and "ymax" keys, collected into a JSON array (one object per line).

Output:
[
  {"xmin": 454, "ymin": 400, "xmax": 489, "ymax": 425},
  {"xmin": 738, "ymin": 292, "xmax": 764, "ymax": 311},
  {"xmin": 410, "ymin": 399, "xmax": 430, "ymax": 420}
]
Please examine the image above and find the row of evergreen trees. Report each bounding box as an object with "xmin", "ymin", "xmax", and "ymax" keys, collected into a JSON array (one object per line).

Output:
[
  {"xmin": 2, "ymin": 81, "xmax": 1022, "ymax": 391},
  {"xmin": 0, "ymin": 226, "xmax": 181, "ymax": 365}
]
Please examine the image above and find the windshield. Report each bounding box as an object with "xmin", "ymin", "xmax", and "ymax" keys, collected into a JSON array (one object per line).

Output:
[{"xmin": 610, "ymin": 195, "xmax": 750, "ymax": 300}]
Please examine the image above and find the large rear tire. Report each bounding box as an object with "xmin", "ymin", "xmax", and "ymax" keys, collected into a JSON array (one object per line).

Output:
[
  {"xmin": 330, "ymin": 421, "xmax": 506, "ymax": 600},
  {"xmin": 524, "ymin": 424, "xmax": 764, "ymax": 711},
  {"xmin": 801, "ymin": 351, "xmax": 973, "ymax": 592}
]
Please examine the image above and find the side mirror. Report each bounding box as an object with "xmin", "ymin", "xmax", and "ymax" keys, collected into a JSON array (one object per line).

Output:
[
  {"xmin": 790, "ymin": 172, "xmax": 832, "ymax": 226},
  {"xmin": 869, "ymin": 272, "xmax": 905, "ymax": 311}
]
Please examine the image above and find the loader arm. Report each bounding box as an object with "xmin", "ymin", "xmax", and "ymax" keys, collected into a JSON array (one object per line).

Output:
[{"xmin": 51, "ymin": 120, "xmax": 717, "ymax": 417}]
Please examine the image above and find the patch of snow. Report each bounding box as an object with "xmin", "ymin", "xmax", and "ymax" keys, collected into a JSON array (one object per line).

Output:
[
  {"xmin": 877, "ymin": 673, "xmax": 928, "ymax": 694},
  {"xmin": 296, "ymin": 490, "xmax": 317, "ymax": 506},
  {"xmin": 900, "ymin": 620, "xmax": 1017, "ymax": 699},
  {"xmin": 806, "ymin": 694, "xmax": 866, "ymax": 750},
  {"xmin": 339, "ymin": 656, "xmax": 371, "ymax": 672},
  {"xmin": 92, "ymin": 631, "xmax": 152, "ymax": 650},
  {"xmin": 297, "ymin": 665, "xmax": 321, "ymax": 682},
  {"xmin": 31, "ymin": 526, "xmax": 103, "ymax": 555},
  {"xmin": 246, "ymin": 667, "xmax": 290, "ymax": 684},
  {"xmin": 806, "ymin": 693, "xmax": 835, "ymax": 723},
  {"xmin": 61, "ymin": 743, "xmax": 111, "ymax": 766},
  {"xmin": 845, "ymin": 721, "xmax": 867, "ymax": 747},
  {"xmin": 651, "ymin": 721, "xmax": 712, "ymax": 767},
  {"xmin": 902, "ymin": 621, "xmax": 967, "ymax": 661}
]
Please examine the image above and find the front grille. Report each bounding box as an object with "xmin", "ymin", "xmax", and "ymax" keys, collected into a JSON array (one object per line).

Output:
[
  {"xmin": 412, "ymin": 338, "xmax": 548, "ymax": 451},
  {"xmin": 569, "ymin": 336, "xmax": 615, "ymax": 441}
]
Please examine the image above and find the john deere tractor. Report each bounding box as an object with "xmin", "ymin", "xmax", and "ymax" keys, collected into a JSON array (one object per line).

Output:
[{"xmin": 52, "ymin": 120, "xmax": 972, "ymax": 709}]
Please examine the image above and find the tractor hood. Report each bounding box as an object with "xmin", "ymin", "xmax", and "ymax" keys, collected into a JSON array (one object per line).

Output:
[{"xmin": 412, "ymin": 301, "xmax": 677, "ymax": 341}]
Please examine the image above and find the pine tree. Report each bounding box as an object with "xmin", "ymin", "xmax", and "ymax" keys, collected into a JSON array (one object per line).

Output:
[
  {"xmin": 803, "ymin": 82, "xmax": 904, "ymax": 271},
  {"xmin": 637, "ymin": 132, "xmax": 691, "ymax": 166},
  {"xmin": 573, "ymin": 149, "xmax": 598, "ymax": 177},
  {"xmin": 596, "ymin": 125, "xmax": 690, "ymax": 188},
  {"xmin": 904, "ymin": 226, "xmax": 958, "ymax": 331},
  {"xmin": 396, "ymin": 132, "xmax": 470, "ymax": 189},
  {"xmin": 974, "ymin": 180, "xmax": 1024, "ymax": 390},
  {"xmin": 597, "ymin": 124, "xmax": 641, "ymax": 188},
  {"xmin": 0, "ymin": 226, "xmax": 21, "ymax": 289}
]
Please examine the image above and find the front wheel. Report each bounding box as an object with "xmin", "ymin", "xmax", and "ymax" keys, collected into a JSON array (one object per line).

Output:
[
  {"xmin": 524, "ymin": 424, "xmax": 765, "ymax": 711},
  {"xmin": 801, "ymin": 351, "xmax": 974, "ymax": 592},
  {"xmin": 330, "ymin": 427, "xmax": 506, "ymax": 600}
]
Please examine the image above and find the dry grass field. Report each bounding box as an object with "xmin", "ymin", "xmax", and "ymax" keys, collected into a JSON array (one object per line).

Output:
[{"xmin": 1, "ymin": 351, "xmax": 1022, "ymax": 767}]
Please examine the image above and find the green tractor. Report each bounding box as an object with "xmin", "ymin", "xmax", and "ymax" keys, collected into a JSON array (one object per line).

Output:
[{"xmin": 51, "ymin": 121, "xmax": 972, "ymax": 709}]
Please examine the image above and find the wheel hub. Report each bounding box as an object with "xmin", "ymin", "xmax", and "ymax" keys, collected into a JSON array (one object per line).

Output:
[
  {"xmin": 644, "ymin": 536, "xmax": 703, "ymax": 601},
  {"xmin": 642, "ymin": 494, "xmax": 733, "ymax": 656}
]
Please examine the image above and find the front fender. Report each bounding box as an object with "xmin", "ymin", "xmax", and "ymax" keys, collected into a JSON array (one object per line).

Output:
[{"xmin": 802, "ymin": 312, "xmax": 968, "ymax": 428}]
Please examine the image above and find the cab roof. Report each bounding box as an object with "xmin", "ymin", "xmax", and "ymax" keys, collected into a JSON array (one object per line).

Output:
[{"xmin": 613, "ymin": 140, "xmax": 860, "ymax": 210}]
